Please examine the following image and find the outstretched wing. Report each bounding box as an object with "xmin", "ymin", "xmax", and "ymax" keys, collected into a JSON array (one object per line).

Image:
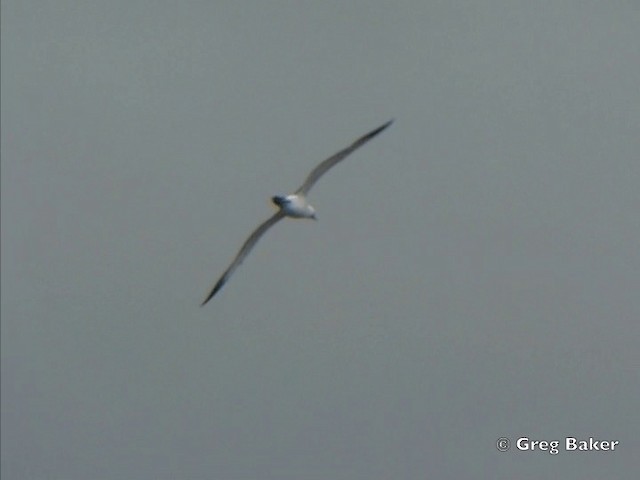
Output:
[
  {"xmin": 295, "ymin": 119, "xmax": 393, "ymax": 195},
  {"xmin": 201, "ymin": 211, "xmax": 285, "ymax": 305}
]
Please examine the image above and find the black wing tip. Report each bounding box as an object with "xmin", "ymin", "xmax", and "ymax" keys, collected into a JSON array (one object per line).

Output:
[
  {"xmin": 366, "ymin": 119, "xmax": 394, "ymax": 139},
  {"xmin": 200, "ymin": 293, "xmax": 214, "ymax": 307},
  {"xmin": 200, "ymin": 278, "xmax": 225, "ymax": 306},
  {"xmin": 379, "ymin": 118, "xmax": 395, "ymax": 130}
]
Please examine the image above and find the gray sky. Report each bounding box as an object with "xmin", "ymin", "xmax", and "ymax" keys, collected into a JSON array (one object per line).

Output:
[{"xmin": 2, "ymin": 1, "xmax": 639, "ymax": 478}]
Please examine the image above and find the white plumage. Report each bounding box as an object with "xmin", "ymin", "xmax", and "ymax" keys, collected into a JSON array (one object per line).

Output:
[{"xmin": 201, "ymin": 120, "xmax": 393, "ymax": 305}]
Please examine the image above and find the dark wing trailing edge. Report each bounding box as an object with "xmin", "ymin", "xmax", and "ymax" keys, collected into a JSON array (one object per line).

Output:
[
  {"xmin": 201, "ymin": 211, "xmax": 285, "ymax": 305},
  {"xmin": 295, "ymin": 119, "xmax": 394, "ymax": 195}
]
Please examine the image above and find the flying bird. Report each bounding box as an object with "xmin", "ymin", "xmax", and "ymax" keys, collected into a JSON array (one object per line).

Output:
[{"xmin": 201, "ymin": 119, "xmax": 393, "ymax": 305}]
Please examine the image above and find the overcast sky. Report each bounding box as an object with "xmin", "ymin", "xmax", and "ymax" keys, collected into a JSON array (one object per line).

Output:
[{"xmin": 2, "ymin": 1, "xmax": 639, "ymax": 479}]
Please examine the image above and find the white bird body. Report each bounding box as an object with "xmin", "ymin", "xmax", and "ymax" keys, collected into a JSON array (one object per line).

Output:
[
  {"xmin": 272, "ymin": 194, "xmax": 316, "ymax": 219},
  {"xmin": 201, "ymin": 120, "xmax": 393, "ymax": 305}
]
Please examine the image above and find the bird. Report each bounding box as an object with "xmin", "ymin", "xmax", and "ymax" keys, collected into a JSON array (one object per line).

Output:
[{"xmin": 201, "ymin": 119, "xmax": 393, "ymax": 305}]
